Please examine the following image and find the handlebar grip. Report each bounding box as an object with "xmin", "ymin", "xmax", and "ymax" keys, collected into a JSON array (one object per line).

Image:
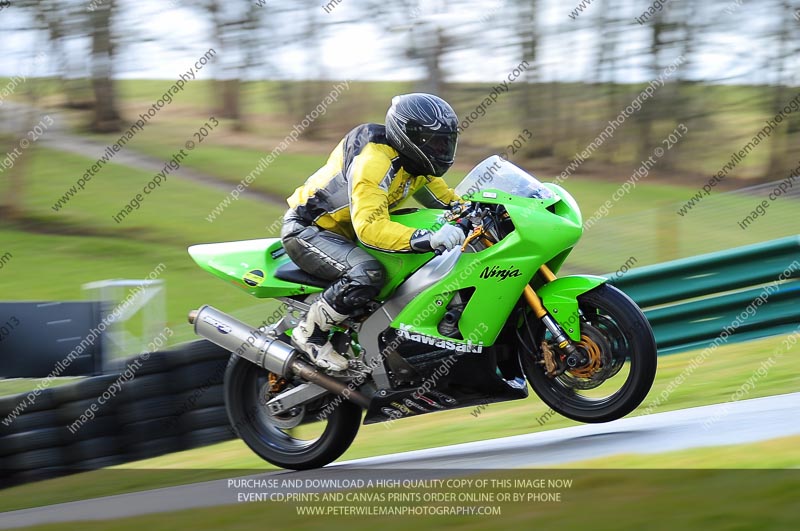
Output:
[{"xmin": 434, "ymin": 246, "xmax": 446, "ymax": 256}]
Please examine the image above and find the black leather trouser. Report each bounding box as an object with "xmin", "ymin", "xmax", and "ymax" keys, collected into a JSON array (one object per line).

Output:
[{"xmin": 280, "ymin": 209, "xmax": 386, "ymax": 314}]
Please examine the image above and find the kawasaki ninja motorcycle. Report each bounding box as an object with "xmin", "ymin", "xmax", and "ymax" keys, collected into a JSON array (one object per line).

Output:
[{"xmin": 188, "ymin": 155, "xmax": 657, "ymax": 470}]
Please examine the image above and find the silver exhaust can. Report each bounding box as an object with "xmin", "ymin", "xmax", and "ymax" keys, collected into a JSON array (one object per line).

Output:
[{"xmin": 190, "ymin": 305, "xmax": 297, "ymax": 377}]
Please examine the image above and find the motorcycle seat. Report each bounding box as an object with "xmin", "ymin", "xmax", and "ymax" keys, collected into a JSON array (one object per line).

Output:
[{"xmin": 274, "ymin": 261, "xmax": 333, "ymax": 289}]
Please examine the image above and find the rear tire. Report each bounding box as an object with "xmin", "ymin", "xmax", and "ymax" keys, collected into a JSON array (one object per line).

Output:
[
  {"xmin": 522, "ymin": 284, "xmax": 657, "ymax": 423},
  {"xmin": 224, "ymin": 355, "xmax": 361, "ymax": 470}
]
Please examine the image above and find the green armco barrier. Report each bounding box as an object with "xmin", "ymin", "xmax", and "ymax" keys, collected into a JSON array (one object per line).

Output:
[
  {"xmin": 645, "ymin": 283, "xmax": 799, "ymax": 354},
  {"xmin": 605, "ymin": 236, "xmax": 800, "ymax": 354},
  {"xmin": 609, "ymin": 235, "xmax": 800, "ymax": 307}
]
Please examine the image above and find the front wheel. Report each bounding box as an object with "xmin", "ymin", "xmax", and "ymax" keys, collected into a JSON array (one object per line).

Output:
[
  {"xmin": 521, "ymin": 284, "xmax": 657, "ymax": 423},
  {"xmin": 224, "ymin": 355, "xmax": 361, "ymax": 470}
]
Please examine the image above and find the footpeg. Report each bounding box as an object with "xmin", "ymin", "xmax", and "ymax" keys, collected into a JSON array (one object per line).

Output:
[{"xmin": 347, "ymin": 359, "xmax": 369, "ymax": 372}]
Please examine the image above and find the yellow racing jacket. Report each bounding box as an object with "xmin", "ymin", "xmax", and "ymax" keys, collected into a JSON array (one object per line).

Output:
[{"xmin": 287, "ymin": 123, "xmax": 459, "ymax": 252}]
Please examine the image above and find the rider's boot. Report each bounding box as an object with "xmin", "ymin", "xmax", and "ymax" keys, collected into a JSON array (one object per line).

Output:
[{"xmin": 291, "ymin": 297, "xmax": 350, "ymax": 371}]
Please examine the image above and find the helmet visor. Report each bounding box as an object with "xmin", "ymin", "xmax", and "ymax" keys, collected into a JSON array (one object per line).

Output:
[{"xmin": 416, "ymin": 130, "xmax": 457, "ymax": 164}]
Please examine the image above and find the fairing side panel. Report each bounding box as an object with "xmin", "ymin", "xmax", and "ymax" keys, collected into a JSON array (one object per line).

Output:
[
  {"xmin": 188, "ymin": 238, "xmax": 323, "ymax": 298},
  {"xmin": 388, "ymin": 192, "xmax": 583, "ymax": 348}
]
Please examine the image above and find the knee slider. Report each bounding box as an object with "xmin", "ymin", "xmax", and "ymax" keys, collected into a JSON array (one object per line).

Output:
[
  {"xmin": 346, "ymin": 260, "xmax": 386, "ymax": 289},
  {"xmin": 324, "ymin": 261, "xmax": 385, "ymax": 313},
  {"xmin": 341, "ymin": 285, "xmax": 379, "ymax": 309},
  {"xmin": 325, "ymin": 281, "xmax": 380, "ymax": 313}
]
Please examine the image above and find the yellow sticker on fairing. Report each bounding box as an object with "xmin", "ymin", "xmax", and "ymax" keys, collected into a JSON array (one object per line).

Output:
[{"xmin": 243, "ymin": 269, "xmax": 265, "ymax": 287}]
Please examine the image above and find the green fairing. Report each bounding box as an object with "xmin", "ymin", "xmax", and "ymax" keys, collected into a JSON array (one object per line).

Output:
[
  {"xmin": 189, "ymin": 168, "xmax": 593, "ymax": 347},
  {"xmin": 187, "ymin": 209, "xmax": 441, "ymax": 300},
  {"xmin": 536, "ymin": 275, "xmax": 607, "ymax": 341},
  {"xmin": 188, "ymin": 238, "xmax": 324, "ymax": 298},
  {"xmin": 389, "ymin": 189, "xmax": 585, "ymax": 347}
]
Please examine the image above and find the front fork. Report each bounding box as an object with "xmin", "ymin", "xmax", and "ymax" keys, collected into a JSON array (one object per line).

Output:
[{"xmin": 523, "ymin": 266, "xmax": 589, "ymax": 372}]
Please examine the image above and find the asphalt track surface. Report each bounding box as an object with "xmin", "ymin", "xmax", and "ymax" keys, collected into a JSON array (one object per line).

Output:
[{"xmin": 1, "ymin": 392, "xmax": 798, "ymax": 529}]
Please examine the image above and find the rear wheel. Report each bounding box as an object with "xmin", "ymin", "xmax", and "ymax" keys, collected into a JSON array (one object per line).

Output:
[
  {"xmin": 521, "ymin": 284, "xmax": 657, "ymax": 423},
  {"xmin": 224, "ymin": 355, "xmax": 361, "ymax": 470}
]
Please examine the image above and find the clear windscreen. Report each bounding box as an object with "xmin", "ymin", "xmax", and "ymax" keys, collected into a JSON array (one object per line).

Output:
[{"xmin": 455, "ymin": 155, "xmax": 555, "ymax": 200}]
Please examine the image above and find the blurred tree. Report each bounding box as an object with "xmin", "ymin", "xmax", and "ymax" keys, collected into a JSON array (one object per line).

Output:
[
  {"xmin": 89, "ymin": 0, "xmax": 122, "ymax": 132},
  {"xmin": 634, "ymin": 5, "xmax": 666, "ymax": 165},
  {"xmin": 512, "ymin": 0, "xmax": 549, "ymax": 157},
  {"xmin": 658, "ymin": 0, "xmax": 697, "ymax": 171},
  {"xmin": 590, "ymin": 0, "xmax": 625, "ymax": 164},
  {"xmin": 205, "ymin": 0, "xmax": 263, "ymax": 130},
  {"xmin": 765, "ymin": 0, "xmax": 799, "ymax": 180},
  {"xmin": 29, "ymin": 1, "xmax": 93, "ymax": 109},
  {"xmin": 0, "ymin": 1, "xmax": 56, "ymax": 220},
  {"xmin": 368, "ymin": 0, "xmax": 458, "ymax": 96},
  {"xmin": 297, "ymin": 0, "xmax": 329, "ymax": 139},
  {"xmin": 405, "ymin": 19, "xmax": 450, "ymax": 95}
]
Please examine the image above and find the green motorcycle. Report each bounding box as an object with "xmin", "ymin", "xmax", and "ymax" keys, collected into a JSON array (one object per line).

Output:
[{"xmin": 188, "ymin": 155, "xmax": 657, "ymax": 470}]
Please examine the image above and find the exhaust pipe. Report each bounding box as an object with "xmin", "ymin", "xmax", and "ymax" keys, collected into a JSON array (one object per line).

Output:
[{"xmin": 189, "ymin": 305, "xmax": 370, "ymax": 408}]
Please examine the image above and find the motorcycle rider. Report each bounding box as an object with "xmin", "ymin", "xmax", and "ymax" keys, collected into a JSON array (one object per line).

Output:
[{"xmin": 281, "ymin": 93, "xmax": 465, "ymax": 371}]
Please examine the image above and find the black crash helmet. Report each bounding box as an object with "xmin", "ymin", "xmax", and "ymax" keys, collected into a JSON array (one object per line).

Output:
[{"xmin": 385, "ymin": 93, "xmax": 459, "ymax": 177}]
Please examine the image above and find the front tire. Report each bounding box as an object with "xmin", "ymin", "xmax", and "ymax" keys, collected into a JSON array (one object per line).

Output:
[
  {"xmin": 224, "ymin": 355, "xmax": 361, "ymax": 470},
  {"xmin": 521, "ymin": 284, "xmax": 657, "ymax": 423}
]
